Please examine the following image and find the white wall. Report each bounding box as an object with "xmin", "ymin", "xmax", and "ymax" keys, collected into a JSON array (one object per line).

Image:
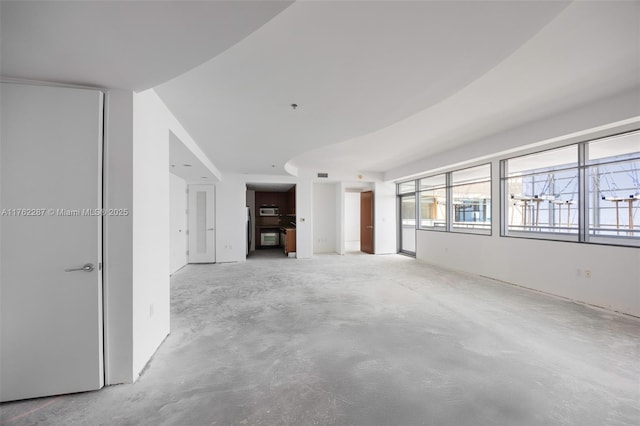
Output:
[
  {"xmin": 169, "ymin": 173, "xmax": 187, "ymax": 274},
  {"xmin": 344, "ymin": 192, "xmax": 361, "ymax": 243},
  {"xmin": 296, "ymin": 180, "xmax": 314, "ymax": 259},
  {"xmin": 215, "ymin": 175, "xmax": 247, "ymax": 263},
  {"xmin": 313, "ymin": 183, "xmax": 337, "ymax": 254},
  {"xmin": 335, "ymin": 183, "xmax": 345, "ymax": 254},
  {"xmin": 374, "ymin": 181, "xmax": 397, "ymax": 254},
  {"xmin": 417, "ymin": 231, "xmax": 640, "ymax": 316},
  {"xmin": 106, "ymin": 87, "xmax": 214, "ymax": 383},
  {"xmin": 132, "ymin": 89, "xmax": 172, "ymax": 377},
  {"xmin": 131, "ymin": 89, "xmax": 211, "ymax": 377}
]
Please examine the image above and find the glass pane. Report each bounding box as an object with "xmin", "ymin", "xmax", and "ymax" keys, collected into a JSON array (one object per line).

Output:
[
  {"xmin": 506, "ymin": 169, "xmax": 579, "ymax": 234},
  {"xmin": 197, "ymin": 191, "xmax": 207, "ymax": 253},
  {"xmin": 507, "ymin": 145, "xmax": 577, "ymax": 177},
  {"xmin": 419, "ymin": 188, "xmax": 446, "ymax": 229},
  {"xmin": 400, "ymin": 195, "xmax": 416, "ymax": 224},
  {"xmin": 588, "ymin": 158, "xmax": 640, "ymax": 238},
  {"xmin": 400, "ymin": 195, "xmax": 416, "ymax": 252},
  {"xmin": 398, "ymin": 181, "xmax": 416, "ymax": 194},
  {"xmin": 452, "ymin": 181, "xmax": 491, "ymax": 230},
  {"xmin": 420, "ymin": 174, "xmax": 446, "ymax": 191},
  {"xmin": 588, "ymin": 131, "xmax": 640, "ymax": 165},
  {"xmin": 452, "ymin": 164, "xmax": 491, "ymax": 186}
]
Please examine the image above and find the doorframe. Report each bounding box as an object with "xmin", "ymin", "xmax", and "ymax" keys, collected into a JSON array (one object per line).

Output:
[
  {"xmin": 101, "ymin": 88, "xmax": 135, "ymax": 386},
  {"xmin": 187, "ymin": 184, "xmax": 216, "ymax": 263},
  {"xmin": 100, "ymin": 89, "xmax": 108, "ymax": 386},
  {"xmin": 360, "ymin": 190, "xmax": 375, "ymax": 254},
  {"xmin": 397, "ymin": 192, "xmax": 417, "ymax": 257}
]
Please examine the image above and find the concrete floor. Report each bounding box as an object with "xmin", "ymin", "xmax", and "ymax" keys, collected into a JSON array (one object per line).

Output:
[{"xmin": 1, "ymin": 254, "xmax": 639, "ymax": 425}]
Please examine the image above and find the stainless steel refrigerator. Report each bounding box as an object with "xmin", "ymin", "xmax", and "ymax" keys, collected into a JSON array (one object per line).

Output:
[{"xmin": 246, "ymin": 206, "xmax": 252, "ymax": 256}]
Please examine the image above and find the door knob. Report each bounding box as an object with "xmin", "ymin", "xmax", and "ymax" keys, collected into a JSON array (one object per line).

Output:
[
  {"xmin": 65, "ymin": 263, "xmax": 94, "ymax": 272},
  {"xmin": 207, "ymin": 228, "xmax": 214, "ymax": 231}
]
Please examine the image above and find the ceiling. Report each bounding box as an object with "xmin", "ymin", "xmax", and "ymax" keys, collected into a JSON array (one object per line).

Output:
[
  {"xmin": 2, "ymin": 1, "xmax": 638, "ymax": 180},
  {"xmin": 169, "ymin": 132, "xmax": 217, "ymax": 183},
  {"xmin": 0, "ymin": 0, "xmax": 292, "ymax": 90}
]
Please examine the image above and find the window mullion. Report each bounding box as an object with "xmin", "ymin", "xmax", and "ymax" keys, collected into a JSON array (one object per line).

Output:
[
  {"xmin": 446, "ymin": 172, "xmax": 452, "ymax": 232},
  {"xmin": 578, "ymin": 142, "xmax": 588, "ymax": 243}
]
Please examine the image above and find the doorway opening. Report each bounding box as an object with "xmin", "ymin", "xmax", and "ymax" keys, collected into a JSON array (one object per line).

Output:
[
  {"xmin": 246, "ymin": 182, "xmax": 297, "ymax": 260},
  {"xmin": 169, "ymin": 132, "xmax": 217, "ymax": 272},
  {"xmin": 398, "ymin": 193, "xmax": 416, "ymax": 255},
  {"xmin": 344, "ymin": 191, "xmax": 361, "ymax": 253}
]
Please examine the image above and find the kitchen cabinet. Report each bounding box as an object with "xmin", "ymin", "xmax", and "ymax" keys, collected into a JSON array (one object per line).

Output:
[
  {"xmin": 283, "ymin": 228, "xmax": 296, "ymax": 255},
  {"xmin": 287, "ymin": 186, "xmax": 296, "ymax": 215},
  {"xmin": 255, "ymin": 192, "xmax": 287, "ymax": 210}
]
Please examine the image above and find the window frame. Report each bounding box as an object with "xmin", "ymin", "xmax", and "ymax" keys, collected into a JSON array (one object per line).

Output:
[
  {"xmin": 402, "ymin": 163, "xmax": 492, "ymax": 235},
  {"xmin": 449, "ymin": 163, "xmax": 492, "ymax": 236},
  {"xmin": 500, "ymin": 130, "xmax": 640, "ymax": 248},
  {"xmin": 417, "ymin": 173, "xmax": 448, "ymax": 232}
]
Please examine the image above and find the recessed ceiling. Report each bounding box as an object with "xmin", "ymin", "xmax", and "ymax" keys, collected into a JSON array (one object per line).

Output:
[
  {"xmin": 290, "ymin": 1, "xmax": 640, "ymax": 177},
  {"xmin": 0, "ymin": 0, "xmax": 293, "ymax": 90},
  {"xmin": 170, "ymin": 132, "xmax": 217, "ymax": 183},
  {"xmin": 2, "ymin": 1, "xmax": 637, "ymax": 180}
]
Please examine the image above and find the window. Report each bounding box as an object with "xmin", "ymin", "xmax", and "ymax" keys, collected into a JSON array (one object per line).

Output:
[
  {"xmin": 398, "ymin": 129, "xmax": 638, "ymax": 248},
  {"xmin": 451, "ymin": 164, "xmax": 491, "ymax": 233},
  {"xmin": 587, "ymin": 132, "xmax": 640, "ymax": 240},
  {"xmin": 419, "ymin": 174, "xmax": 447, "ymax": 230},
  {"xmin": 502, "ymin": 129, "xmax": 639, "ymax": 246},
  {"xmin": 398, "ymin": 181, "xmax": 416, "ymax": 195},
  {"xmin": 503, "ymin": 145, "xmax": 579, "ymax": 238}
]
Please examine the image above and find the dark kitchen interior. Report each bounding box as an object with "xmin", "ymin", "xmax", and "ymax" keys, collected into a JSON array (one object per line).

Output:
[{"xmin": 251, "ymin": 184, "xmax": 296, "ymax": 257}]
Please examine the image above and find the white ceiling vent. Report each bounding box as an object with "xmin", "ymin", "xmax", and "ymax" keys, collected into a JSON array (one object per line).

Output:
[{"xmin": 317, "ymin": 172, "xmax": 329, "ymax": 178}]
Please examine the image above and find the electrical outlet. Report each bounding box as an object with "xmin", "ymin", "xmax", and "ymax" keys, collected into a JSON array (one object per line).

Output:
[
  {"xmin": 576, "ymin": 268, "xmax": 581, "ymax": 277},
  {"xmin": 585, "ymin": 270, "xmax": 592, "ymax": 278}
]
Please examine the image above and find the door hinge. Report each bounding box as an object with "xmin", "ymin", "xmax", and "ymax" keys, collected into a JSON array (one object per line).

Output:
[
  {"xmin": 186, "ymin": 250, "xmax": 189, "ymax": 256},
  {"xmin": 186, "ymin": 230, "xmax": 189, "ymax": 235},
  {"xmin": 99, "ymin": 262, "xmax": 102, "ymax": 271}
]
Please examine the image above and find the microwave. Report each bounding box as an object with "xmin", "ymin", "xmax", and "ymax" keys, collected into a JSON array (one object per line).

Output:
[{"xmin": 259, "ymin": 207, "xmax": 279, "ymax": 216}]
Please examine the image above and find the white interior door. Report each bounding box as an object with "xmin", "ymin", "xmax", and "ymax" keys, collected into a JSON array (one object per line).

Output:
[
  {"xmin": 0, "ymin": 83, "xmax": 104, "ymax": 402},
  {"xmin": 188, "ymin": 184, "xmax": 215, "ymax": 263}
]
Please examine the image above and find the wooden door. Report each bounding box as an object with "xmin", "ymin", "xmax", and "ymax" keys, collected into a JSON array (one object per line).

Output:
[
  {"xmin": 360, "ymin": 191, "xmax": 374, "ymax": 254},
  {"xmin": 1, "ymin": 83, "xmax": 104, "ymax": 402}
]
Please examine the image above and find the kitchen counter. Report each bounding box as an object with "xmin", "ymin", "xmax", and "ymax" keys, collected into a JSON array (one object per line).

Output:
[{"xmin": 282, "ymin": 228, "xmax": 296, "ymax": 255}]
